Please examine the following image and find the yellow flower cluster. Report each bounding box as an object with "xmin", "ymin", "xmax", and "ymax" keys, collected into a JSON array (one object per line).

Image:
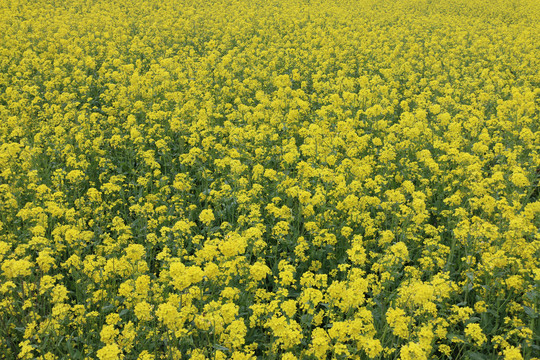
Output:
[{"xmin": 0, "ymin": 0, "xmax": 539, "ymax": 359}]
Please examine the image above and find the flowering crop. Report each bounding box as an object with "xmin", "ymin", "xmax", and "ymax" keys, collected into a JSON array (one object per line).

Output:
[{"xmin": 0, "ymin": 0, "xmax": 539, "ymax": 359}]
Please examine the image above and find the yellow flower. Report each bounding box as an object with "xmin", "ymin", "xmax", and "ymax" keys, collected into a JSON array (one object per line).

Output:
[
  {"xmin": 100, "ymin": 324, "xmax": 119, "ymax": 345},
  {"xmin": 199, "ymin": 209, "xmax": 215, "ymax": 226},
  {"xmin": 169, "ymin": 261, "xmax": 203, "ymax": 291},
  {"xmin": 266, "ymin": 315, "xmax": 303, "ymax": 350},
  {"xmin": 438, "ymin": 344, "xmax": 451, "ymax": 356},
  {"xmin": 281, "ymin": 353, "xmax": 297, "ymax": 360},
  {"xmin": 347, "ymin": 235, "xmax": 367, "ymax": 265},
  {"xmin": 310, "ymin": 327, "xmax": 331, "ymax": 358},
  {"xmin": 137, "ymin": 351, "xmax": 155, "ymax": 360},
  {"xmin": 36, "ymin": 250, "xmax": 56, "ymax": 273},
  {"xmin": 2, "ymin": 259, "xmax": 32, "ymax": 278},
  {"xmin": 97, "ymin": 344, "xmax": 123, "ymax": 360},
  {"xmin": 125, "ymin": 244, "xmax": 146, "ymax": 262},
  {"xmin": 51, "ymin": 284, "xmax": 69, "ymax": 304},
  {"xmin": 134, "ymin": 301, "xmax": 153, "ymax": 321},
  {"xmin": 17, "ymin": 340, "xmax": 35, "ymax": 360},
  {"xmin": 386, "ymin": 308, "xmax": 412, "ymax": 339},
  {"xmin": 465, "ymin": 323, "xmax": 487, "ymax": 346},
  {"xmin": 503, "ymin": 346, "xmax": 524, "ymax": 360},
  {"xmin": 65, "ymin": 169, "xmax": 85, "ymax": 183},
  {"xmin": 281, "ymin": 300, "xmax": 296, "ymax": 318},
  {"xmin": 510, "ymin": 171, "xmax": 530, "ymax": 187},
  {"xmin": 400, "ymin": 342, "xmax": 427, "ymax": 360},
  {"xmin": 223, "ymin": 319, "xmax": 247, "ymax": 349},
  {"xmin": 250, "ymin": 261, "xmax": 270, "ymax": 281},
  {"xmin": 360, "ymin": 337, "xmax": 383, "ymax": 358}
]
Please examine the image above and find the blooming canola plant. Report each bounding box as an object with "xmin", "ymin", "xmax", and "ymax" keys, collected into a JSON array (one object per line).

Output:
[{"xmin": 0, "ymin": 0, "xmax": 539, "ymax": 359}]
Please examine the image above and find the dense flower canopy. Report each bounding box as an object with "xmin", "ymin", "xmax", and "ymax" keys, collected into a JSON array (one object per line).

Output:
[{"xmin": 0, "ymin": 0, "xmax": 539, "ymax": 359}]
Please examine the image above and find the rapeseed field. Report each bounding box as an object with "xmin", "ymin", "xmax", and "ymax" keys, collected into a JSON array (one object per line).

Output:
[{"xmin": 0, "ymin": 0, "xmax": 539, "ymax": 359}]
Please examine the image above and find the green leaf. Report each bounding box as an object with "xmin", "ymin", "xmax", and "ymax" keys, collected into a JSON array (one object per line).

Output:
[
  {"xmin": 466, "ymin": 351, "xmax": 487, "ymax": 360},
  {"xmin": 101, "ymin": 304, "xmax": 115, "ymax": 312},
  {"xmin": 525, "ymin": 291, "xmax": 538, "ymax": 301},
  {"xmin": 447, "ymin": 333, "xmax": 465, "ymax": 342},
  {"xmin": 523, "ymin": 306, "xmax": 538, "ymax": 319},
  {"xmin": 213, "ymin": 344, "xmax": 229, "ymax": 351}
]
